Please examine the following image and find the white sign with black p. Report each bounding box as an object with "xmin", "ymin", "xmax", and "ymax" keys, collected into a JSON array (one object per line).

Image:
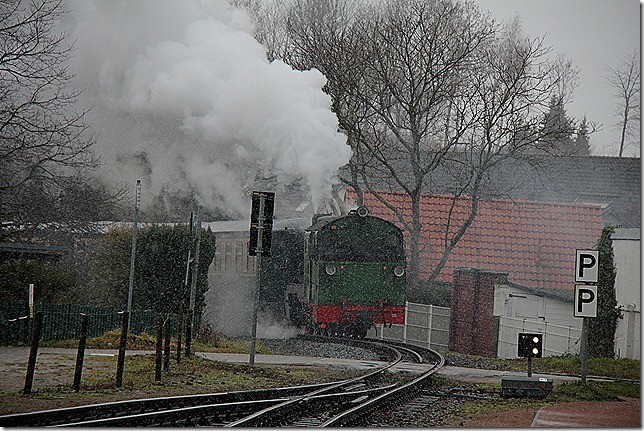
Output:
[
  {"xmin": 575, "ymin": 250, "xmax": 599, "ymax": 283},
  {"xmin": 574, "ymin": 284, "xmax": 598, "ymax": 318}
]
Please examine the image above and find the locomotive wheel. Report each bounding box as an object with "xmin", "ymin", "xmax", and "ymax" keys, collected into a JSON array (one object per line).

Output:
[
  {"xmin": 326, "ymin": 323, "xmax": 337, "ymax": 337},
  {"xmin": 356, "ymin": 325, "xmax": 368, "ymax": 339},
  {"xmin": 354, "ymin": 313, "xmax": 371, "ymax": 339}
]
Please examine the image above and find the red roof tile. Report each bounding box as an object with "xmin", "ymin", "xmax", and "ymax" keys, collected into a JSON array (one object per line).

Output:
[{"xmin": 346, "ymin": 189, "xmax": 604, "ymax": 291}]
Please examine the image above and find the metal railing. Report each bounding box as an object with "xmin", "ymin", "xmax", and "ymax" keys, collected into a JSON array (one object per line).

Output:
[
  {"xmin": 497, "ymin": 316, "xmax": 582, "ymax": 358},
  {"xmin": 371, "ymin": 302, "xmax": 450, "ymax": 352}
]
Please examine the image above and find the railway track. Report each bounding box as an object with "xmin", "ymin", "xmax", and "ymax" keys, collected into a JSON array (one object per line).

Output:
[{"xmin": 0, "ymin": 337, "xmax": 443, "ymax": 427}]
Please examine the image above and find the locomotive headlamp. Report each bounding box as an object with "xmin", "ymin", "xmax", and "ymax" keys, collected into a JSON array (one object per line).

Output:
[
  {"xmin": 393, "ymin": 266, "xmax": 405, "ymax": 277},
  {"xmin": 356, "ymin": 206, "xmax": 369, "ymax": 217},
  {"xmin": 325, "ymin": 264, "xmax": 336, "ymax": 275}
]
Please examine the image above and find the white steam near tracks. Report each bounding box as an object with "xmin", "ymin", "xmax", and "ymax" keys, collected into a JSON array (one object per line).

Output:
[{"xmin": 66, "ymin": 0, "xmax": 351, "ymax": 215}]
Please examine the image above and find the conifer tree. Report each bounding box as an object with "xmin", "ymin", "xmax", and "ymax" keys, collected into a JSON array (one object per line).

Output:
[{"xmin": 588, "ymin": 227, "xmax": 620, "ymax": 358}]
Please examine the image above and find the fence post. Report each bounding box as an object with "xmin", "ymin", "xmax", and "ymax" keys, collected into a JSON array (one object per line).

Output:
[
  {"xmin": 23, "ymin": 311, "xmax": 43, "ymax": 394},
  {"xmin": 72, "ymin": 314, "xmax": 89, "ymax": 391},
  {"xmin": 427, "ymin": 304, "xmax": 433, "ymax": 349},
  {"xmin": 23, "ymin": 315, "xmax": 31, "ymax": 345},
  {"xmin": 155, "ymin": 315, "xmax": 163, "ymax": 382},
  {"xmin": 403, "ymin": 301, "xmax": 409, "ymax": 344},
  {"xmin": 115, "ymin": 311, "xmax": 129, "ymax": 389},
  {"xmin": 164, "ymin": 316, "xmax": 171, "ymax": 371},
  {"xmin": 185, "ymin": 314, "xmax": 193, "ymax": 357},
  {"xmin": 177, "ymin": 311, "xmax": 183, "ymax": 364}
]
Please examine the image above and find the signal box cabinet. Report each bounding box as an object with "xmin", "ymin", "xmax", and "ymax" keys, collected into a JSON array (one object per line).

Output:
[{"xmin": 501, "ymin": 376, "xmax": 553, "ymax": 398}]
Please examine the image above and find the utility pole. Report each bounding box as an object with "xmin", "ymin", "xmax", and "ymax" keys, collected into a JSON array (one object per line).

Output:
[
  {"xmin": 186, "ymin": 206, "xmax": 202, "ymax": 357},
  {"xmin": 126, "ymin": 179, "xmax": 141, "ymax": 330}
]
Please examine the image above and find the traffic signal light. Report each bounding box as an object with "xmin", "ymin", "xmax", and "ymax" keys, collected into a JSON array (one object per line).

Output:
[{"xmin": 518, "ymin": 333, "xmax": 543, "ymax": 358}]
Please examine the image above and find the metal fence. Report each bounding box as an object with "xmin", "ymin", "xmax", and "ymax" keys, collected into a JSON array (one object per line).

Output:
[
  {"xmin": 497, "ymin": 316, "xmax": 582, "ymax": 359},
  {"xmin": 369, "ymin": 302, "xmax": 450, "ymax": 352},
  {"xmin": 1, "ymin": 301, "xmax": 193, "ymax": 345}
]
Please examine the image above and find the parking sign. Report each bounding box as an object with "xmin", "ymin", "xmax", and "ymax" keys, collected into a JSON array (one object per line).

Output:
[
  {"xmin": 574, "ymin": 284, "xmax": 598, "ymax": 318},
  {"xmin": 575, "ymin": 250, "xmax": 599, "ymax": 283}
]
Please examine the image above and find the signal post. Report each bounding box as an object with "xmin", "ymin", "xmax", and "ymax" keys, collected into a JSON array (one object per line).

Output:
[{"xmin": 248, "ymin": 191, "xmax": 275, "ymax": 365}]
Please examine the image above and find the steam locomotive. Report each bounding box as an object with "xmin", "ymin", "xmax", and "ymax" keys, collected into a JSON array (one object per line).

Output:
[{"xmin": 288, "ymin": 207, "xmax": 406, "ymax": 338}]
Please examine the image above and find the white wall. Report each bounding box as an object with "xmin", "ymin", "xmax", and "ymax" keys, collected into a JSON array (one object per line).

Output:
[
  {"xmin": 611, "ymin": 228, "xmax": 641, "ymax": 359},
  {"xmin": 494, "ymin": 284, "xmax": 582, "ymax": 359}
]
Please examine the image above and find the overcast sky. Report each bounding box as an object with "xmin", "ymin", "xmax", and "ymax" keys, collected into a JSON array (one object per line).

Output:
[{"xmin": 476, "ymin": 0, "xmax": 641, "ymax": 157}]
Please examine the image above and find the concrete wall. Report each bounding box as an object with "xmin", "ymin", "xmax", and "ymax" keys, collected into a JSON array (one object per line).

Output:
[{"xmin": 611, "ymin": 228, "xmax": 640, "ymax": 359}]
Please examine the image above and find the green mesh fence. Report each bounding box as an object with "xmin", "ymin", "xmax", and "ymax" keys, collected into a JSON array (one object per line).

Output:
[{"xmin": 1, "ymin": 301, "xmax": 198, "ymax": 345}]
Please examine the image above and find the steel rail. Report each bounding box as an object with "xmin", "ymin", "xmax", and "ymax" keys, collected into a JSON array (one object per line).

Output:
[
  {"xmin": 0, "ymin": 383, "xmax": 335, "ymax": 427},
  {"xmin": 225, "ymin": 339, "xmax": 403, "ymax": 427},
  {"xmin": 320, "ymin": 342, "xmax": 445, "ymax": 427},
  {"xmin": 1, "ymin": 338, "xmax": 426, "ymax": 428},
  {"xmin": 57, "ymin": 398, "xmax": 288, "ymax": 427},
  {"xmin": 61, "ymin": 384, "xmax": 399, "ymax": 427}
]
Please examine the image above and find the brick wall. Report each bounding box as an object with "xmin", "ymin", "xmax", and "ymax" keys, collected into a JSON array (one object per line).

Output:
[{"xmin": 448, "ymin": 268, "xmax": 507, "ymax": 357}]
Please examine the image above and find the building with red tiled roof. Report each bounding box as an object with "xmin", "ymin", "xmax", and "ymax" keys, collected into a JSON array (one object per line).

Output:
[
  {"xmin": 345, "ymin": 189, "xmax": 604, "ymax": 291},
  {"xmin": 338, "ymin": 155, "xmax": 639, "ymax": 228}
]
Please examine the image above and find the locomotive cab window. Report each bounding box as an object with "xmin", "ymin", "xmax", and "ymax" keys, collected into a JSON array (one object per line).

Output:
[{"xmin": 316, "ymin": 222, "xmax": 404, "ymax": 262}]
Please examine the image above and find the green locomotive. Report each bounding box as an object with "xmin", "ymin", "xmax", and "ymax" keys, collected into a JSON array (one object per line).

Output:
[{"xmin": 292, "ymin": 207, "xmax": 406, "ymax": 338}]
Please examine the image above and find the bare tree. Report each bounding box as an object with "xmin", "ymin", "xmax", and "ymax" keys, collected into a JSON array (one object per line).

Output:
[
  {"xmin": 0, "ymin": 0, "xmax": 123, "ymax": 236},
  {"xmin": 605, "ymin": 49, "xmax": 640, "ymax": 157},
  {"xmin": 426, "ymin": 20, "xmax": 578, "ymax": 282},
  {"xmin": 249, "ymin": 0, "xmax": 579, "ymax": 291}
]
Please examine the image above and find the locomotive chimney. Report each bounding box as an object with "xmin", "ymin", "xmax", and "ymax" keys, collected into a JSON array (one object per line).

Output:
[{"xmin": 312, "ymin": 213, "xmax": 333, "ymax": 225}]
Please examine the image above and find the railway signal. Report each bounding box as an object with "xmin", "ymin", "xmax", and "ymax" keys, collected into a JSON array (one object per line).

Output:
[
  {"xmin": 518, "ymin": 333, "xmax": 543, "ymax": 358},
  {"xmin": 249, "ymin": 191, "xmax": 275, "ymax": 256},
  {"xmin": 518, "ymin": 332, "xmax": 543, "ymax": 378},
  {"xmin": 248, "ymin": 191, "xmax": 274, "ymax": 365}
]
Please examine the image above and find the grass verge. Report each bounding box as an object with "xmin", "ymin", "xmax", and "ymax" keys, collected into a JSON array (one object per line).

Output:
[{"xmin": 447, "ymin": 351, "xmax": 640, "ymax": 380}]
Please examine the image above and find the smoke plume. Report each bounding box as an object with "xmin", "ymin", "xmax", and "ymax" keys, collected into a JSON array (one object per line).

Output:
[{"xmin": 67, "ymin": 0, "xmax": 351, "ymax": 217}]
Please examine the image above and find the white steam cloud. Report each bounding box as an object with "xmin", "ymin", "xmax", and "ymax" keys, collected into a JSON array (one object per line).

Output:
[{"xmin": 67, "ymin": 0, "xmax": 351, "ymax": 216}]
